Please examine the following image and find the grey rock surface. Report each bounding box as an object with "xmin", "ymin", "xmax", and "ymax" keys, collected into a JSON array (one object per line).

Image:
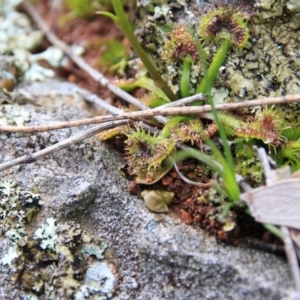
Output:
[{"xmin": 0, "ymin": 79, "xmax": 294, "ymax": 299}]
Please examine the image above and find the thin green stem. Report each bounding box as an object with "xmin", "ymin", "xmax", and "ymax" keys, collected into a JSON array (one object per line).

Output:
[
  {"xmin": 196, "ymin": 39, "xmax": 229, "ymax": 94},
  {"xmin": 172, "ymin": 147, "xmax": 223, "ymax": 175},
  {"xmin": 203, "ymin": 39, "xmax": 236, "ymax": 179},
  {"xmin": 160, "ymin": 116, "xmax": 191, "ymax": 138},
  {"xmin": 219, "ymin": 202, "xmax": 233, "ymax": 220},
  {"xmin": 196, "ymin": 38, "xmax": 239, "ymax": 201},
  {"xmin": 110, "ymin": 0, "xmax": 177, "ymax": 101},
  {"xmin": 263, "ymin": 224, "xmax": 282, "ymax": 240},
  {"xmin": 180, "ymin": 56, "xmax": 192, "ymax": 98},
  {"xmin": 116, "ymin": 76, "xmax": 170, "ymax": 102}
]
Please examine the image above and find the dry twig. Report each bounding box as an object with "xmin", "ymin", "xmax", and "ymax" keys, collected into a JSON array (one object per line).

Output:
[
  {"xmin": 0, "ymin": 91, "xmax": 205, "ymax": 171},
  {"xmin": 83, "ymin": 92, "xmax": 204, "ymax": 115},
  {"xmin": 2, "ymin": 94, "xmax": 300, "ymax": 133},
  {"xmin": 0, "ymin": 120, "xmax": 129, "ymax": 172}
]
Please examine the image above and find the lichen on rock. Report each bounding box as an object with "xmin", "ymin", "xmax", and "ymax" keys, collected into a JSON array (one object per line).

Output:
[
  {"xmin": 0, "ymin": 179, "xmax": 113, "ymax": 299},
  {"xmin": 222, "ymin": 4, "xmax": 300, "ymax": 105},
  {"xmin": 2, "ymin": 218, "xmax": 111, "ymax": 299},
  {"xmin": 0, "ymin": 104, "xmax": 31, "ymax": 139},
  {"xmin": 0, "ymin": 179, "xmax": 43, "ymax": 243},
  {"xmin": 134, "ymin": 0, "xmax": 300, "ymax": 108},
  {"xmin": 0, "ymin": 0, "xmax": 65, "ymax": 83}
]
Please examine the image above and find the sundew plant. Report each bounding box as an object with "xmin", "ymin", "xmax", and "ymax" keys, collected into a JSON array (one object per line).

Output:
[{"xmin": 97, "ymin": 0, "xmax": 300, "ymax": 226}]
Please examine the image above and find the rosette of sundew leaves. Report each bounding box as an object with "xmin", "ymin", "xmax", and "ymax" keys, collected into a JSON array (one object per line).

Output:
[
  {"xmin": 196, "ymin": 6, "xmax": 250, "ymax": 96},
  {"xmin": 161, "ymin": 25, "xmax": 199, "ymax": 99},
  {"xmin": 194, "ymin": 6, "xmax": 300, "ymax": 181},
  {"xmin": 124, "ymin": 127, "xmax": 176, "ymax": 184},
  {"xmin": 96, "ymin": 3, "xmax": 250, "ymax": 190},
  {"xmin": 171, "ymin": 6, "xmax": 251, "ymax": 216}
]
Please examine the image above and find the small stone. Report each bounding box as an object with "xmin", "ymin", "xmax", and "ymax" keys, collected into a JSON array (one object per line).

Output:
[
  {"xmin": 180, "ymin": 209, "xmax": 193, "ymax": 225},
  {"xmin": 141, "ymin": 190, "xmax": 174, "ymax": 213}
]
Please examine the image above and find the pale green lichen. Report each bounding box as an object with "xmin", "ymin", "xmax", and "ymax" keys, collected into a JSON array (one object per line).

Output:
[
  {"xmin": 210, "ymin": 1, "xmax": 300, "ymax": 109},
  {"xmin": 254, "ymin": 0, "xmax": 284, "ymax": 18},
  {"xmin": 34, "ymin": 217, "xmax": 59, "ymax": 251},
  {"xmin": 0, "ymin": 179, "xmax": 43, "ymax": 242},
  {"xmin": 2, "ymin": 243, "xmax": 21, "ymax": 266},
  {"xmin": 286, "ymin": 0, "xmax": 300, "ymax": 12},
  {"xmin": 2, "ymin": 217, "xmax": 111, "ymax": 299},
  {"xmin": 83, "ymin": 262, "xmax": 116, "ymax": 297},
  {"xmin": 254, "ymin": 0, "xmax": 300, "ymax": 17},
  {"xmin": 0, "ymin": 1, "xmax": 66, "ymax": 82},
  {"xmin": 0, "ymin": 104, "xmax": 31, "ymax": 139},
  {"xmin": 0, "ymin": 104, "xmax": 30, "ymax": 126},
  {"xmin": 0, "ymin": 179, "xmax": 113, "ymax": 299},
  {"xmin": 222, "ymin": 11, "xmax": 300, "ymax": 106},
  {"xmin": 0, "ymin": 1, "xmax": 43, "ymax": 53}
]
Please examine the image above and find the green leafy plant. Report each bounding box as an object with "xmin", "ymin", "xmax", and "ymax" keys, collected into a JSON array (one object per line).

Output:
[
  {"xmin": 94, "ymin": 1, "xmax": 300, "ymax": 245},
  {"xmin": 98, "ymin": 39, "xmax": 129, "ymax": 75},
  {"xmin": 97, "ymin": 3, "xmax": 249, "ymax": 201},
  {"xmin": 173, "ymin": 75, "xmax": 240, "ymax": 205},
  {"xmin": 125, "ymin": 127, "xmax": 176, "ymax": 184},
  {"xmin": 97, "ymin": 0, "xmax": 177, "ymax": 101},
  {"xmin": 169, "ymin": 6, "xmax": 251, "ymax": 203},
  {"xmin": 116, "ymin": 76, "xmax": 170, "ymax": 105}
]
